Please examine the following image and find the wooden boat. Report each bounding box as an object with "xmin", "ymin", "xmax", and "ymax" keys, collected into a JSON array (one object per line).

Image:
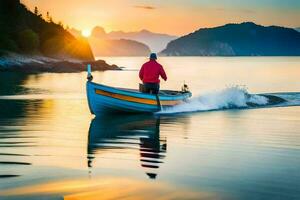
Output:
[{"xmin": 86, "ymin": 65, "xmax": 192, "ymax": 114}]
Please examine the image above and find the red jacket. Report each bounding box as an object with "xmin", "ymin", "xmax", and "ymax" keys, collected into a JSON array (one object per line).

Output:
[{"xmin": 139, "ymin": 60, "xmax": 167, "ymax": 83}]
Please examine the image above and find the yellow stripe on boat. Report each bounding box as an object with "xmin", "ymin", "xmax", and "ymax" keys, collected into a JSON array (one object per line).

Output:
[{"xmin": 95, "ymin": 89, "xmax": 181, "ymax": 106}]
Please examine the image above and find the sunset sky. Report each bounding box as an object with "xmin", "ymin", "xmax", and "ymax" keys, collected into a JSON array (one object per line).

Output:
[{"xmin": 21, "ymin": 0, "xmax": 300, "ymax": 36}]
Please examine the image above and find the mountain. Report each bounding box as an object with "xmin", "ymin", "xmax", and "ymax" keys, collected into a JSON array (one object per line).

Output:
[
  {"xmin": 92, "ymin": 26, "xmax": 106, "ymax": 38},
  {"xmin": 88, "ymin": 37, "xmax": 151, "ymax": 57},
  {"xmin": 107, "ymin": 29, "xmax": 177, "ymax": 53},
  {"xmin": 88, "ymin": 26, "xmax": 177, "ymax": 53},
  {"xmin": 161, "ymin": 22, "xmax": 300, "ymax": 56},
  {"xmin": 69, "ymin": 27, "xmax": 150, "ymax": 56},
  {"xmin": 0, "ymin": 0, "xmax": 94, "ymax": 60},
  {"xmin": 66, "ymin": 26, "xmax": 150, "ymax": 57}
]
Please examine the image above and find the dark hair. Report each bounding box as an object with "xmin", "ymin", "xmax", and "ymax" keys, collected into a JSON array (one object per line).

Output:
[{"xmin": 149, "ymin": 53, "xmax": 157, "ymax": 60}]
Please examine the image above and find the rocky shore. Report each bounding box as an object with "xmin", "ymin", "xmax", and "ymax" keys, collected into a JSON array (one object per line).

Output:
[{"xmin": 0, "ymin": 54, "xmax": 120, "ymax": 73}]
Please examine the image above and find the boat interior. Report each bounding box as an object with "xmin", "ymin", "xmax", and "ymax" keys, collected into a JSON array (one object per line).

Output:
[{"xmin": 119, "ymin": 87, "xmax": 189, "ymax": 96}]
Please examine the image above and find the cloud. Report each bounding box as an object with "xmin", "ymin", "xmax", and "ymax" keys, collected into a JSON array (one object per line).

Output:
[{"xmin": 134, "ymin": 5, "xmax": 156, "ymax": 10}]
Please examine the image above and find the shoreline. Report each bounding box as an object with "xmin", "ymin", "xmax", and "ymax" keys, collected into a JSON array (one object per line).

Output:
[{"xmin": 0, "ymin": 54, "xmax": 121, "ymax": 73}]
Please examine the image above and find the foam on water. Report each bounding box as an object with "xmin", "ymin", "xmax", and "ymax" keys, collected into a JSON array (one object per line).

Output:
[{"xmin": 159, "ymin": 86, "xmax": 300, "ymax": 114}]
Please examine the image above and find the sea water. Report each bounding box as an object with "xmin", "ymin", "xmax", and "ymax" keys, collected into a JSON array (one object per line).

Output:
[{"xmin": 0, "ymin": 57, "xmax": 299, "ymax": 199}]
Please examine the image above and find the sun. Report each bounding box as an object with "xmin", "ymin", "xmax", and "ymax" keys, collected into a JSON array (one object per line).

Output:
[{"xmin": 82, "ymin": 29, "xmax": 91, "ymax": 37}]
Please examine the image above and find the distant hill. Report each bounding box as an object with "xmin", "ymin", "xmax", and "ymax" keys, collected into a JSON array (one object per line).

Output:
[
  {"xmin": 0, "ymin": 0, "xmax": 94, "ymax": 60},
  {"xmin": 85, "ymin": 26, "xmax": 177, "ymax": 53},
  {"xmin": 69, "ymin": 27, "xmax": 151, "ymax": 56},
  {"xmin": 107, "ymin": 29, "xmax": 178, "ymax": 53},
  {"xmin": 88, "ymin": 37, "xmax": 151, "ymax": 57},
  {"xmin": 161, "ymin": 22, "xmax": 300, "ymax": 56}
]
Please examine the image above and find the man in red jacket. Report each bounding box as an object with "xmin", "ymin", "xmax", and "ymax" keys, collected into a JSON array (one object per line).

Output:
[{"xmin": 139, "ymin": 53, "xmax": 167, "ymax": 94}]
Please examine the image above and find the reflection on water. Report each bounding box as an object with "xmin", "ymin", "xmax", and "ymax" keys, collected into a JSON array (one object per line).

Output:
[
  {"xmin": 0, "ymin": 57, "xmax": 300, "ymax": 199},
  {"xmin": 88, "ymin": 114, "xmax": 166, "ymax": 179},
  {"xmin": 0, "ymin": 72, "xmax": 29, "ymax": 95},
  {"xmin": 0, "ymin": 177, "xmax": 218, "ymax": 200}
]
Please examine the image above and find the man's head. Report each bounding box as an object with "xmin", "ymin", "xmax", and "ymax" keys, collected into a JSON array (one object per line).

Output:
[{"xmin": 149, "ymin": 53, "xmax": 157, "ymax": 60}]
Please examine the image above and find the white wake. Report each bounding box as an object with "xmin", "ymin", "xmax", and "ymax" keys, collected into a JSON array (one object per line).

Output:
[{"xmin": 160, "ymin": 86, "xmax": 269, "ymax": 114}]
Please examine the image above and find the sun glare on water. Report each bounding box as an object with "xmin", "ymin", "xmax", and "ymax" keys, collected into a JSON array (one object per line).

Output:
[{"xmin": 82, "ymin": 29, "xmax": 91, "ymax": 37}]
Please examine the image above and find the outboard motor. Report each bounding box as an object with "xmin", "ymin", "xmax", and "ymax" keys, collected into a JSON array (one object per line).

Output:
[{"xmin": 181, "ymin": 81, "xmax": 189, "ymax": 93}]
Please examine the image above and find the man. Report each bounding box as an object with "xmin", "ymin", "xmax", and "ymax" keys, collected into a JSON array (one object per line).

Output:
[{"xmin": 139, "ymin": 53, "xmax": 167, "ymax": 94}]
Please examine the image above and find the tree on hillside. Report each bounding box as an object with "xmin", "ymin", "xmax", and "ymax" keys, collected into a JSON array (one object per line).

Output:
[
  {"xmin": 34, "ymin": 6, "xmax": 38, "ymax": 15},
  {"xmin": 46, "ymin": 11, "xmax": 50, "ymax": 22},
  {"xmin": 58, "ymin": 21, "xmax": 64, "ymax": 28},
  {"xmin": 17, "ymin": 29, "xmax": 39, "ymax": 53},
  {"xmin": 34, "ymin": 6, "xmax": 42, "ymax": 18},
  {"xmin": 0, "ymin": 0, "xmax": 94, "ymax": 60}
]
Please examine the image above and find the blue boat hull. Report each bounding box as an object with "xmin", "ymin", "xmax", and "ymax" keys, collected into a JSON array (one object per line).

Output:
[{"xmin": 86, "ymin": 81, "xmax": 192, "ymax": 114}]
